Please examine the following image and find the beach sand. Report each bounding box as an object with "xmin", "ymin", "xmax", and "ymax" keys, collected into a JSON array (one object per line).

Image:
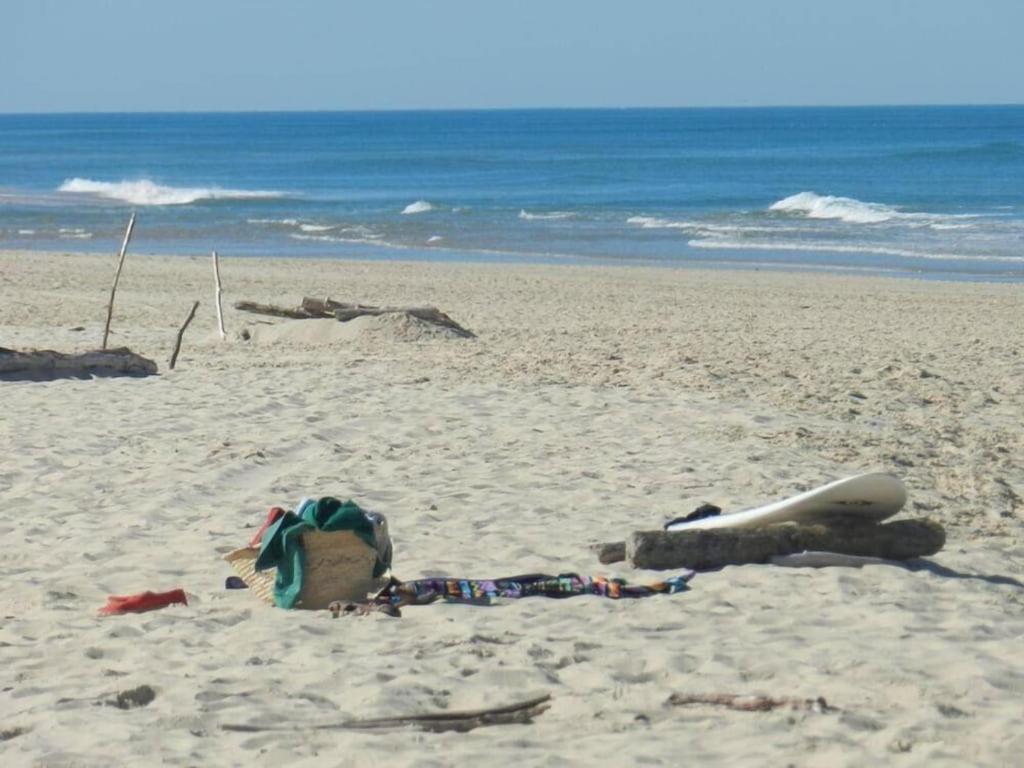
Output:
[{"xmin": 1, "ymin": 249, "xmax": 1022, "ymax": 766}]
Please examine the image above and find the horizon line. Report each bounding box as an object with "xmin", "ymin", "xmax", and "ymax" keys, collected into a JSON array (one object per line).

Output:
[{"xmin": 1, "ymin": 101, "xmax": 1023, "ymax": 117}]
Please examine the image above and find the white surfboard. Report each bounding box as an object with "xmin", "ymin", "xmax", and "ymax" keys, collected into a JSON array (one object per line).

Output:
[{"xmin": 665, "ymin": 473, "xmax": 907, "ymax": 532}]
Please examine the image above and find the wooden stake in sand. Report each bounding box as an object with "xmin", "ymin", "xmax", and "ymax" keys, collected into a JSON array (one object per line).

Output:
[
  {"xmin": 211, "ymin": 250, "xmax": 226, "ymax": 340},
  {"xmin": 169, "ymin": 301, "xmax": 200, "ymax": 370},
  {"xmin": 101, "ymin": 212, "xmax": 137, "ymax": 350}
]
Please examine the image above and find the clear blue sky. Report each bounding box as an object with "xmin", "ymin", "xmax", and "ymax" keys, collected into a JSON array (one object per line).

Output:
[{"xmin": 3, "ymin": 0, "xmax": 1022, "ymax": 112}]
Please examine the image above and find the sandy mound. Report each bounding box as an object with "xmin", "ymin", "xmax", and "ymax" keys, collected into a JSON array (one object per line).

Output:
[{"xmin": 243, "ymin": 313, "xmax": 471, "ymax": 345}]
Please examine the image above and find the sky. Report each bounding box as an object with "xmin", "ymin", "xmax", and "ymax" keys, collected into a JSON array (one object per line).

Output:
[{"xmin": 2, "ymin": 0, "xmax": 1022, "ymax": 112}]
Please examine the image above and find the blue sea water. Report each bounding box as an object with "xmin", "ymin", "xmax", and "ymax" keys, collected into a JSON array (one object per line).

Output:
[{"xmin": 1, "ymin": 107, "xmax": 1022, "ymax": 280}]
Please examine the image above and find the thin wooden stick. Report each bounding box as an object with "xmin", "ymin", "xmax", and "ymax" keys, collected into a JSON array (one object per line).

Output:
[
  {"xmin": 102, "ymin": 212, "xmax": 137, "ymax": 350},
  {"xmin": 169, "ymin": 301, "xmax": 200, "ymax": 370},
  {"xmin": 667, "ymin": 693, "xmax": 836, "ymax": 713},
  {"xmin": 212, "ymin": 250, "xmax": 226, "ymax": 340},
  {"xmin": 220, "ymin": 693, "xmax": 552, "ymax": 734}
]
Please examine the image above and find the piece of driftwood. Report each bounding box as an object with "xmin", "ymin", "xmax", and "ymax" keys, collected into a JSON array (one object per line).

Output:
[
  {"xmin": 616, "ymin": 519, "xmax": 945, "ymax": 570},
  {"xmin": 102, "ymin": 213, "xmax": 137, "ymax": 350},
  {"xmin": 667, "ymin": 693, "xmax": 836, "ymax": 713},
  {"xmin": 300, "ymin": 297, "xmax": 378, "ymax": 316},
  {"xmin": 0, "ymin": 347, "xmax": 157, "ymax": 381},
  {"xmin": 168, "ymin": 301, "xmax": 200, "ymax": 370},
  {"xmin": 221, "ymin": 693, "xmax": 551, "ymax": 734},
  {"xmin": 233, "ymin": 300, "xmax": 310, "ymax": 319},
  {"xmin": 234, "ymin": 296, "xmax": 475, "ymax": 338},
  {"xmin": 593, "ymin": 541, "xmax": 627, "ymax": 564},
  {"xmin": 212, "ymin": 251, "xmax": 226, "ymax": 340}
]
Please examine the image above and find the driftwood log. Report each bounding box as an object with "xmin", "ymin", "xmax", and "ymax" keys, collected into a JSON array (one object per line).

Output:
[
  {"xmin": 221, "ymin": 693, "xmax": 551, "ymax": 734},
  {"xmin": 596, "ymin": 519, "xmax": 945, "ymax": 570},
  {"xmin": 0, "ymin": 347, "xmax": 158, "ymax": 381},
  {"xmin": 234, "ymin": 296, "xmax": 475, "ymax": 338}
]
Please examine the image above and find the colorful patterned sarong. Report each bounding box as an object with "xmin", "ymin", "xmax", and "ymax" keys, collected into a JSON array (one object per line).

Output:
[{"xmin": 374, "ymin": 571, "xmax": 693, "ymax": 607}]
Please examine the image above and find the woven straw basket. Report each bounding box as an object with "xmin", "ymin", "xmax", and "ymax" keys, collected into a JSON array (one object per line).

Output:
[{"xmin": 224, "ymin": 529, "xmax": 386, "ymax": 609}]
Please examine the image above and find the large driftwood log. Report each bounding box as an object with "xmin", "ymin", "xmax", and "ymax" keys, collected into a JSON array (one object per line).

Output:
[
  {"xmin": 0, "ymin": 347, "xmax": 158, "ymax": 381},
  {"xmin": 221, "ymin": 693, "xmax": 551, "ymax": 733},
  {"xmin": 613, "ymin": 519, "xmax": 945, "ymax": 571},
  {"xmin": 234, "ymin": 296, "xmax": 476, "ymax": 338}
]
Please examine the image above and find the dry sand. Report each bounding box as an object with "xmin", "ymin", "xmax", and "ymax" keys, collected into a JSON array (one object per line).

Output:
[{"xmin": 1, "ymin": 249, "xmax": 1022, "ymax": 766}]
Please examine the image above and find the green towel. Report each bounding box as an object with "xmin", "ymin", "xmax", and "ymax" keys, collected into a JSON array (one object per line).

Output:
[{"xmin": 255, "ymin": 497, "xmax": 386, "ymax": 609}]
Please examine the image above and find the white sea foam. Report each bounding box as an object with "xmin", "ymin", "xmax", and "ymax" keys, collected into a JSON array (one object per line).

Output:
[
  {"xmin": 519, "ymin": 210, "xmax": 575, "ymax": 221},
  {"xmin": 58, "ymin": 227, "xmax": 93, "ymax": 239},
  {"xmin": 627, "ymin": 215, "xmax": 701, "ymax": 230},
  {"xmin": 688, "ymin": 238, "xmax": 1024, "ymax": 264},
  {"xmin": 629, "ymin": 216, "xmax": 805, "ymax": 236},
  {"xmin": 401, "ymin": 200, "xmax": 434, "ymax": 215},
  {"xmin": 248, "ymin": 218, "xmax": 300, "ymax": 226},
  {"xmin": 427, "ymin": 235, "xmax": 443, "ymax": 243},
  {"xmin": 290, "ymin": 233, "xmax": 374, "ymax": 245},
  {"xmin": 299, "ymin": 224, "xmax": 334, "ymax": 233},
  {"xmin": 290, "ymin": 232, "xmax": 400, "ymax": 250},
  {"xmin": 17, "ymin": 229, "xmax": 36, "ymax": 235},
  {"xmin": 928, "ymin": 223, "xmax": 974, "ymax": 231},
  {"xmin": 59, "ymin": 178, "xmax": 284, "ymax": 206}
]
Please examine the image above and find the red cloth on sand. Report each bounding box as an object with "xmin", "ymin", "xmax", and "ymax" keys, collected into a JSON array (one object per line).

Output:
[
  {"xmin": 249, "ymin": 506, "xmax": 287, "ymax": 548},
  {"xmin": 99, "ymin": 589, "xmax": 188, "ymax": 615}
]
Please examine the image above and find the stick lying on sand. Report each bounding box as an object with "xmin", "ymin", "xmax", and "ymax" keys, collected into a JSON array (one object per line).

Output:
[
  {"xmin": 0, "ymin": 347, "xmax": 158, "ymax": 381},
  {"xmin": 667, "ymin": 693, "xmax": 836, "ymax": 713},
  {"xmin": 595, "ymin": 518, "xmax": 945, "ymax": 570},
  {"xmin": 221, "ymin": 693, "xmax": 551, "ymax": 733},
  {"xmin": 234, "ymin": 296, "xmax": 475, "ymax": 338}
]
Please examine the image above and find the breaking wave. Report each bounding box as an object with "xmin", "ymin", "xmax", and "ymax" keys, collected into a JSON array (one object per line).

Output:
[
  {"xmin": 767, "ymin": 191, "xmax": 979, "ymax": 229},
  {"xmin": 769, "ymin": 192, "xmax": 906, "ymax": 224},
  {"xmin": 401, "ymin": 200, "xmax": 434, "ymax": 215},
  {"xmin": 59, "ymin": 178, "xmax": 284, "ymax": 206}
]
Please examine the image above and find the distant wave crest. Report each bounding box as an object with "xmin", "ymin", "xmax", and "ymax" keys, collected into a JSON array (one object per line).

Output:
[
  {"xmin": 519, "ymin": 209, "xmax": 575, "ymax": 221},
  {"xmin": 626, "ymin": 215, "xmax": 700, "ymax": 230},
  {"xmin": 401, "ymin": 200, "xmax": 434, "ymax": 215},
  {"xmin": 59, "ymin": 178, "xmax": 284, "ymax": 206}
]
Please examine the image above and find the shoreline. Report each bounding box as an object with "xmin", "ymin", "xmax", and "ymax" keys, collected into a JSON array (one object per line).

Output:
[{"xmin": 6, "ymin": 244, "xmax": 1024, "ymax": 285}]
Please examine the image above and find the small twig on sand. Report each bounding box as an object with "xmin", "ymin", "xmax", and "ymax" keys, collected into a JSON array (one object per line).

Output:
[
  {"xmin": 102, "ymin": 212, "xmax": 137, "ymax": 350},
  {"xmin": 221, "ymin": 693, "xmax": 552, "ymax": 733},
  {"xmin": 667, "ymin": 693, "xmax": 836, "ymax": 713},
  {"xmin": 169, "ymin": 301, "xmax": 200, "ymax": 370}
]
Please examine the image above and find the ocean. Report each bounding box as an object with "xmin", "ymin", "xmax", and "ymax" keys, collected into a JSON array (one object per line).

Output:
[{"xmin": 1, "ymin": 106, "xmax": 1022, "ymax": 281}]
